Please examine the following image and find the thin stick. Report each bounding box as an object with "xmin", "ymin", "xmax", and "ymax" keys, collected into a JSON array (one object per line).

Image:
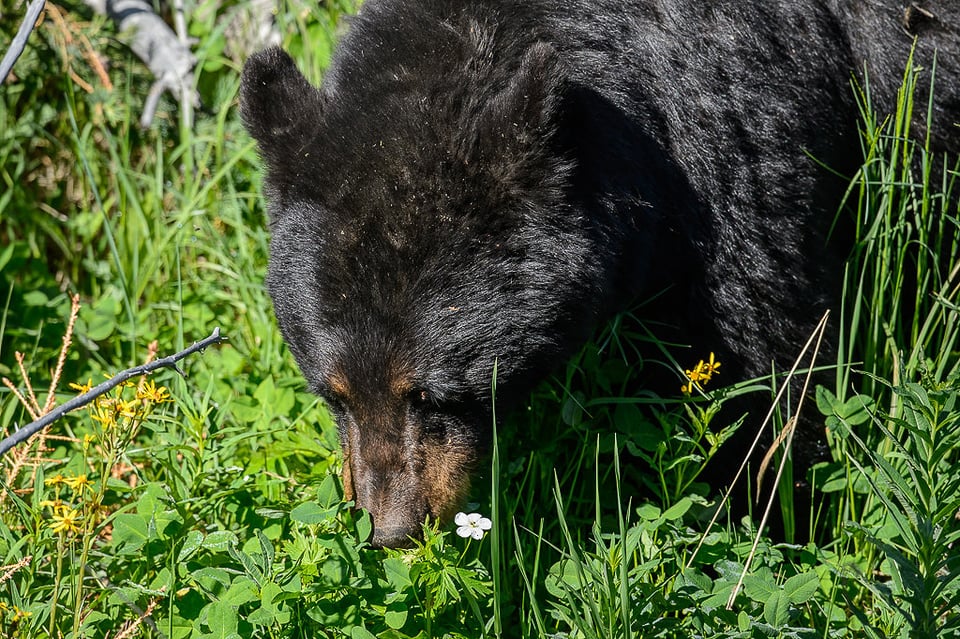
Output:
[
  {"xmin": 0, "ymin": 328, "xmax": 226, "ymax": 458},
  {"xmin": 726, "ymin": 315, "xmax": 829, "ymax": 609},
  {"xmin": 685, "ymin": 310, "xmax": 830, "ymax": 572},
  {"xmin": 0, "ymin": 0, "xmax": 46, "ymax": 82}
]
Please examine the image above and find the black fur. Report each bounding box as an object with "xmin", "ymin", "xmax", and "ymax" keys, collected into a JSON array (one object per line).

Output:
[{"xmin": 240, "ymin": 0, "xmax": 959, "ymax": 546}]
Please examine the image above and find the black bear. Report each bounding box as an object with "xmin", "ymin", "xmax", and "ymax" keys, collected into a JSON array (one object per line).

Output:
[{"xmin": 240, "ymin": 0, "xmax": 959, "ymax": 547}]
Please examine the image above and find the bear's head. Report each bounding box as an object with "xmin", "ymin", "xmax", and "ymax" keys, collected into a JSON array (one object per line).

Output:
[{"xmin": 240, "ymin": 31, "xmax": 603, "ymax": 546}]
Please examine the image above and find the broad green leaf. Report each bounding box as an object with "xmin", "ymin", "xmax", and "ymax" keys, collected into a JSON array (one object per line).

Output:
[
  {"xmin": 763, "ymin": 590, "xmax": 791, "ymax": 627},
  {"xmin": 384, "ymin": 602, "xmax": 409, "ymax": 629},
  {"xmin": 742, "ymin": 571, "xmax": 778, "ymax": 604},
  {"xmin": 111, "ymin": 513, "xmax": 150, "ymax": 554},
  {"xmin": 290, "ymin": 501, "xmax": 337, "ymax": 525},
  {"xmin": 662, "ymin": 497, "xmax": 692, "ymax": 520},
  {"xmin": 178, "ymin": 530, "xmax": 204, "ymax": 563},
  {"xmin": 202, "ymin": 530, "xmax": 239, "ymax": 552},
  {"xmin": 783, "ymin": 570, "xmax": 819, "ymax": 604},
  {"xmin": 383, "ymin": 557, "xmax": 412, "ymax": 590},
  {"xmin": 355, "ymin": 509, "xmax": 373, "ymax": 542},
  {"xmin": 316, "ymin": 473, "xmax": 343, "ymax": 508},
  {"xmin": 204, "ymin": 601, "xmax": 239, "ymax": 638},
  {"xmin": 351, "ymin": 627, "xmax": 377, "ymax": 639}
]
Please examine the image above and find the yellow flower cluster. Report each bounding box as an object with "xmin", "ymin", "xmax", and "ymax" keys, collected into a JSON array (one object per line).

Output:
[
  {"xmin": 48, "ymin": 506, "xmax": 83, "ymax": 536},
  {"xmin": 45, "ymin": 473, "xmax": 93, "ymax": 494},
  {"xmin": 41, "ymin": 474, "xmax": 93, "ymax": 536},
  {"xmin": 681, "ymin": 352, "xmax": 721, "ymax": 395},
  {"xmin": 39, "ymin": 376, "xmax": 172, "ymax": 539},
  {"xmin": 71, "ymin": 378, "xmax": 172, "ymax": 432},
  {"xmin": 0, "ymin": 601, "xmax": 32, "ymax": 623}
]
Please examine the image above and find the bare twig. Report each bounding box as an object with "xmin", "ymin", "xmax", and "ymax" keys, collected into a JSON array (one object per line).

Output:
[
  {"xmin": 0, "ymin": 0, "xmax": 46, "ymax": 82},
  {"xmin": 0, "ymin": 328, "xmax": 226, "ymax": 458}
]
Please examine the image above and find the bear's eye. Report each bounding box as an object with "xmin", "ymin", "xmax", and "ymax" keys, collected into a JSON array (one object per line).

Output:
[
  {"xmin": 422, "ymin": 418, "xmax": 447, "ymax": 440},
  {"xmin": 407, "ymin": 388, "xmax": 432, "ymax": 408}
]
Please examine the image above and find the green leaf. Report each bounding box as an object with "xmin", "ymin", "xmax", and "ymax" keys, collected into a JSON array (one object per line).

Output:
[
  {"xmin": 178, "ymin": 530, "xmax": 204, "ymax": 563},
  {"xmin": 261, "ymin": 580, "xmax": 282, "ymax": 607},
  {"xmin": 738, "ymin": 610, "xmax": 751, "ymax": 632},
  {"xmin": 316, "ymin": 473, "xmax": 344, "ymax": 508},
  {"xmin": 111, "ymin": 513, "xmax": 150, "ymax": 554},
  {"xmin": 742, "ymin": 571, "xmax": 778, "ymax": 604},
  {"xmin": 321, "ymin": 556, "xmax": 351, "ymax": 586},
  {"xmin": 204, "ymin": 601, "xmax": 239, "ymax": 638},
  {"xmin": 191, "ymin": 567, "xmax": 232, "ymax": 593},
  {"xmin": 384, "ymin": 602, "xmax": 409, "ymax": 630},
  {"xmin": 246, "ymin": 605, "xmax": 279, "ymax": 627},
  {"xmin": 351, "ymin": 627, "xmax": 377, "ymax": 639},
  {"xmin": 228, "ymin": 543, "xmax": 264, "ymax": 586},
  {"xmin": 355, "ymin": 509, "xmax": 373, "ymax": 542},
  {"xmin": 384, "ymin": 557, "xmax": 412, "ymax": 590},
  {"xmin": 661, "ymin": 497, "xmax": 692, "ymax": 520},
  {"xmin": 222, "ymin": 576, "xmax": 259, "ymax": 606},
  {"xmin": 763, "ymin": 590, "xmax": 791, "ymax": 627},
  {"xmin": 256, "ymin": 529, "xmax": 275, "ymax": 572},
  {"xmin": 815, "ymin": 385, "xmax": 839, "ymax": 416},
  {"xmin": 783, "ymin": 570, "xmax": 819, "ymax": 604},
  {"xmin": 290, "ymin": 501, "xmax": 337, "ymax": 525},
  {"xmin": 202, "ymin": 530, "xmax": 239, "ymax": 552}
]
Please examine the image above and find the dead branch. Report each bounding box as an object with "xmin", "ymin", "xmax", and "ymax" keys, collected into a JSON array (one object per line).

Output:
[
  {"xmin": 0, "ymin": 328, "xmax": 227, "ymax": 458},
  {"xmin": 0, "ymin": 0, "xmax": 46, "ymax": 82}
]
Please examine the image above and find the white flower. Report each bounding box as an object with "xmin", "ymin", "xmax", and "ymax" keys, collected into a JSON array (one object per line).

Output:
[{"xmin": 454, "ymin": 512, "xmax": 492, "ymax": 540}]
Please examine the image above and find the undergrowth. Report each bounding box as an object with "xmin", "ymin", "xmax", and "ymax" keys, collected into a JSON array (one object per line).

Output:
[{"xmin": 1, "ymin": 3, "xmax": 958, "ymax": 638}]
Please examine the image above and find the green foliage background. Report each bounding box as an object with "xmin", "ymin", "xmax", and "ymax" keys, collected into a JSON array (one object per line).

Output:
[{"xmin": 0, "ymin": 2, "xmax": 958, "ymax": 638}]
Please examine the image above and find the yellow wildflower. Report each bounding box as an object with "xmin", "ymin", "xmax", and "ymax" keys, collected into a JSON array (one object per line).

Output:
[
  {"xmin": 89, "ymin": 403, "xmax": 116, "ymax": 428},
  {"xmin": 682, "ymin": 353, "xmax": 721, "ymax": 394},
  {"xmin": 117, "ymin": 398, "xmax": 140, "ymax": 419},
  {"xmin": 50, "ymin": 507, "xmax": 83, "ymax": 535},
  {"xmin": 701, "ymin": 352, "xmax": 721, "ymax": 378},
  {"xmin": 44, "ymin": 474, "xmax": 65, "ymax": 487},
  {"xmin": 136, "ymin": 380, "xmax": 171, "ymax": 403},
  {"xmin": 69, "ymin": 379, "xmax": 94, "ymax": 394},
  {"xmin": 63, "ymin": 474, "xmax": 93, "ymax": 494},
  {"xmin": 12, "ymin": 606, "xmax": 32, "ymax": 622}
]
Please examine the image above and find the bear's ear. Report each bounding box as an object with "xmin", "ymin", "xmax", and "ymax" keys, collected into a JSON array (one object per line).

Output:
[
  {"xmin": 240, "ymin": 47, "xmax": 323, "ymax": 155},
  {"xmin": 477, "ymin": 42, "xmax": 563, "ymax": 149},
  {"xmin": 496, "ymin": 42, "xmax": 563, "ymax": 132}
]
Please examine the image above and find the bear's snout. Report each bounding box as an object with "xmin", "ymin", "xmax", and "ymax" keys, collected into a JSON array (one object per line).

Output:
[{"xmin": 340, "ymin": 404, "xmax": 477, "ymax": 548}]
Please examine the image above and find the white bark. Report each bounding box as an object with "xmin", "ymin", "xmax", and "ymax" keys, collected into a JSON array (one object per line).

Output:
[{"xmin": 84, "ymin": 0, "xmax": 199, "ymax": 128}]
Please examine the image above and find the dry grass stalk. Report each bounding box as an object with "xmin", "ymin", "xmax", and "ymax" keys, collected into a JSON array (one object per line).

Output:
[
  {"xmin": 684, "ymin": 310, "xmax": 830, "ymax": 585},
  {"xmin": 0, "ymin": 294, "xmax": 81, "ymax": 505},
  {"xmin": 0, "ymin": 555, "xmax": 31, "ymax": 584},
  {"xmin": 110, "ymin": 596, "xmax": 160, "ymax": 639},
  {"xmin": 45, "ymin": 3, "xmax": 113, "ymax": 93}
]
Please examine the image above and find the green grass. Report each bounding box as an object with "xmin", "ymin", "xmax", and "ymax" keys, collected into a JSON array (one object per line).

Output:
[{"xmin": 1, "ymin": 3, "xmax": 959, "ymax": 638}]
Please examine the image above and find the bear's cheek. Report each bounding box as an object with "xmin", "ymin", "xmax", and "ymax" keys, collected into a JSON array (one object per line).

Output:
[{"xmin": 420, "ymin": 437, "xmax": 475, "ymax": 521}]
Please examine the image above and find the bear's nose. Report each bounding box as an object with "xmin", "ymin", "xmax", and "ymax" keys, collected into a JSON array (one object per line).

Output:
[{"xmin": 370, "ymin": 523, "xmax": 418, "ymax": 548}]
